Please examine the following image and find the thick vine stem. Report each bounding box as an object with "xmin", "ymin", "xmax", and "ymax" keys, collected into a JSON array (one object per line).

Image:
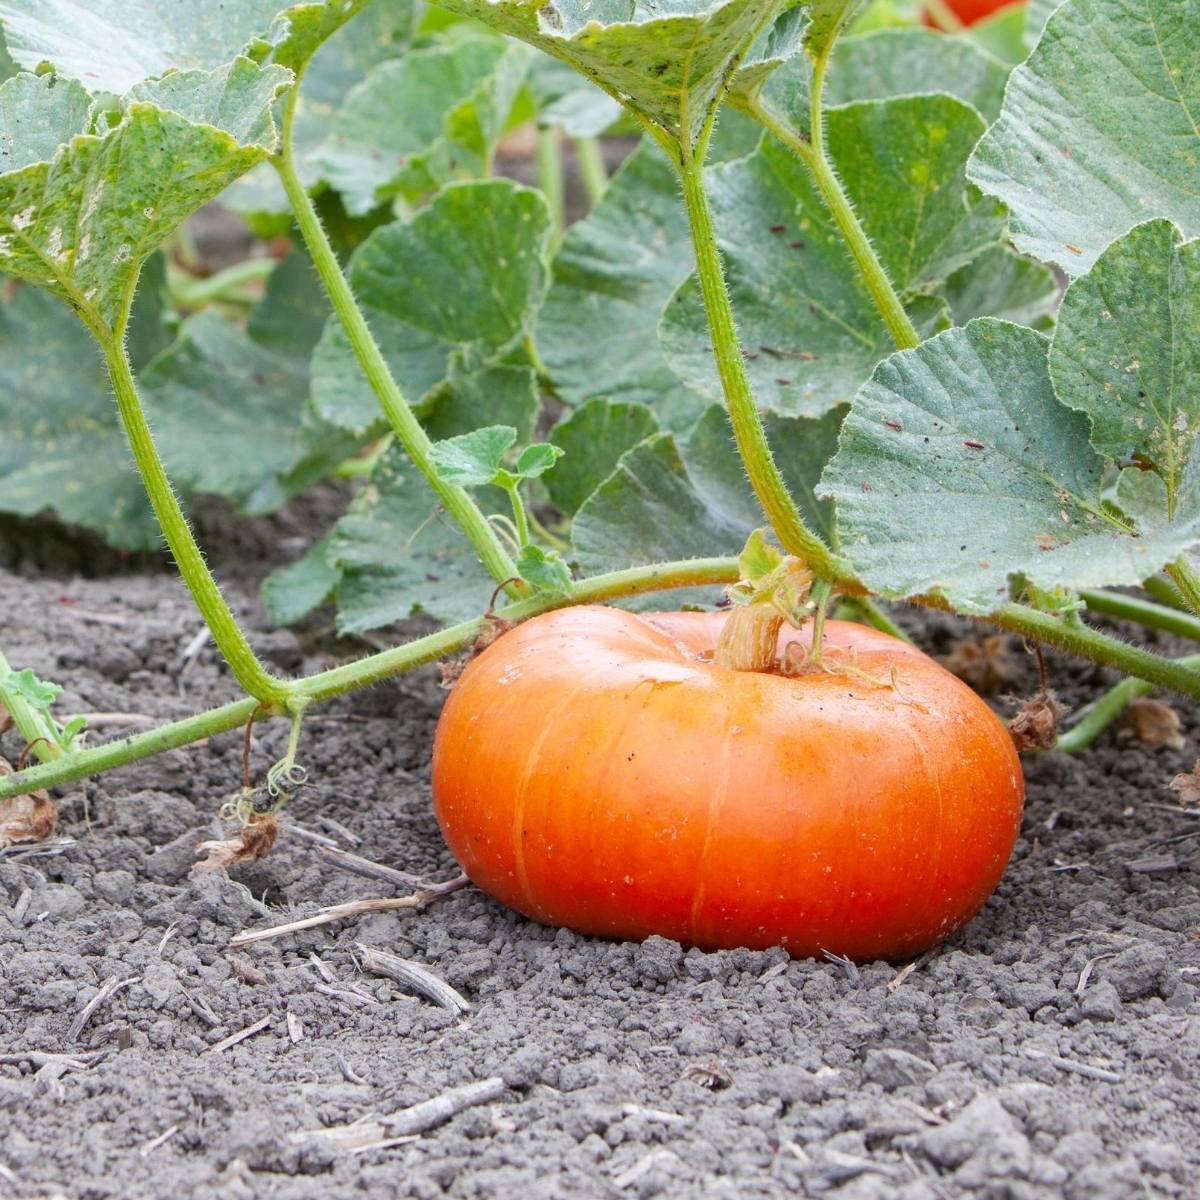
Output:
[
  {"xmin": 536, "ymin": 126, "xmax": 565, "ymax": 236},
  {"xmin": 0, "ymin": 558, "xmax": 742, "ymax": 799},
  {"xmin": 1081, "ymin": 589, "xmax": 1200, "ymax": 643},
  {"xmin": 574, "ymin": 136, "xmax": 608, "ymax": 205},
  {"xmin": 748, "ymin": 84, "xmax": 920, "ymax": 352},
  {"xmin": 272, "ymin": 83, "xmax": 526, "ymax": 601},
  {"xmin": 101, "ymin": 336, "xmax": 289, "ymax": 706},
  {"xmin": 675, "ymin": 148, "xmax": 846, "ymax": 582}
]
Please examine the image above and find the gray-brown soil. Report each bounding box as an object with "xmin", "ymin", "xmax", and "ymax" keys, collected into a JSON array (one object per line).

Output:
[{"xmin": 1, "ymin": 501, "xmax": 1198, "ymax": 1200}]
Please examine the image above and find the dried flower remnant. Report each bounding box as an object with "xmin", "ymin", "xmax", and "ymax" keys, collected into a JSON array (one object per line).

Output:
[
  {"xmin": 938, "ymin": 635, "xmax": 1015, "ymax": 696},
  {"xmin": 1121, "ymin": 698, "xmax": 1185, "ymax": 750},
  {"xmin": 1168, "ymin": 761, "xmax": 1200, "ymax": 808},
  {"xmin": 0, "ymin": 756, "xmax": 56, "ymax": 846},
  {"xmin": 1008, "ymin": 691, "xmax": 1066, "ymax": 751},
  {"xmin": 194, "ymin": 814, "xmax": 280, "ymax": 870}
]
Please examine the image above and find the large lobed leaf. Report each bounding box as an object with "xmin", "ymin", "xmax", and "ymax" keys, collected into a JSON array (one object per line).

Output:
[
  {"xmin": 312, "ymin": 179, "xmax": 553, "ymax": 434},
  {"xmin": 968, "ymin": 0, "xmax": 1200, "ymax": 274},
  {"xmin": 315, "ymin": 36, "xmax": 529, "ymax": 215},
  {"xmin": 536, "ymin": 141, "xmax": 708, "ymax": 432},
  {"xmin": 427, "ymin": 0, "xmax": 786, "ymax": 147},
  {"xmin": 661, "ymin": 92, "xmax": 1003, "ymax": 416},
  {"xmin": 0, "ymin": 61, "xmax": 290, "ymax": 329}
]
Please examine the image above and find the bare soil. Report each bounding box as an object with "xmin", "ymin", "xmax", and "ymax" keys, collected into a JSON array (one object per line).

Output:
[{"xmin": 1, "ymin": 501, "xmax": 1198, "ymax": 1200}]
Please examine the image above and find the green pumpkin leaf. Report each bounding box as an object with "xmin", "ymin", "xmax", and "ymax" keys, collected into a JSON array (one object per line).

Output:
[
  {"xmin": 1050, "ymin": 220, "xmax": 1200, "ymax": 517},
  {"xmin": 428, "ymin": 0, "xmax": 786, "ymax": 148},
  {"xmin": 0, "ymin": 61, "xmax": 290, "ymax": 329},
  {"xmin": 3, "ymin": 666, "xmax": 61, "ymax": 709},
  {"xmin": 311, "ymin": 179, "xmax": 552, "ymax": 434},
  {"xmin": 821, "ymin": 320, "xmax": 1200, "ymax": 612},
  {"xmin": 315, "ymin": 36, "xmax": 529, "ymax": 216},
  {"xmin": 262, "ymin": 534, "xmax": 341, "ymax": 625},
  {"xmin": 536, "ymin": 141, "xmax": 708, "ymax": 432},
  {"xmin": 227, "ymin": 0, "xmax": 418, "ymax": 216},
  {"xmin": 516, "ymin": 544, "xmax": 574, "ymax": 593},
  {"xmin": 572, "ymin": 403, "xmax": 843, "ymax": 582},
  {"xmin": 940, "ymin": 245, "xmax": 1059, "ymax": 331},
  {"xmin": 528, "ymin": 57, "xmax": 622, "ymax": 137},
  {"xmin": 726, "ymin": 3, "xmax": 807, "ymax": 113},
  {"xmin": 546, "ymin": 398, "xmax": 661, "ymax": 516},
  {"xmin": 430, "ymin": 425, "xmax": 519, "ymax": 486},
  {"xmin": 826, "ymin": 28, "xmax": 1010, "ymax": 122},
  {"xmin": 515, "ymin": 442, "xmax": 564, "ymax": 480},
  {"xmin": 968, "ymin": 0, "xmax": 1200, "ymax": 274},
  {"xmin": 0, "ymin": 258, "xmax": 170, "ymax": 549},
  {"xmin": 662, "ymin": 93, "xmax": 1000, "ymax": 416},
  {"xmin": 0, "ymin": 0, "xmax": 283, "ymax": 91}
]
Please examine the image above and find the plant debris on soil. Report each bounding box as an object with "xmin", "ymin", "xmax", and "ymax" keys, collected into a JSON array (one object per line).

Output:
[{"xmin": 1, "ymin": 508, "xmax": 1198, "ymax": 1200}]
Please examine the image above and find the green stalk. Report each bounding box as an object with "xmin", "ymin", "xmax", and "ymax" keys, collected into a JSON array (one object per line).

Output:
[
  {"xmin": 1166, "ymin": 557, "xmax": 1200, "ymax": 618},
  {"xmin": 169, "ymin": 256, "xmax": 275, "ymax": 309},
  {"xmin": 984, "ymin": 601, "xmax": 1200, "ymax": 700},
  {"xmin": 840, "ymin": 597, "xmax": 912, "ymax": 643},
  {"xmin": 0, "ymin": 649, "xmax": 63, "ymax": 764},
  {"xmin": 1056, "ymin": 677, "xmax": 1152, "ymax": 754},
  {"xmin": 574, "ymin": 136, "xmax": 608, "ymax": 206},
  {"xmin": 1057, "ymin": 649, "xmax": 1200, "ymax": 752},
  {"xmin": 749, "ymin": 83, "xmax": 919, "ymax": 352},
  {"xmin": 1144, "ymin": 575, "xmax": 1188, "ymax": 610},
  {"xmin": 1080, "ymin": 589, "xmax": 1200, "ymax": 642},
  {"xmin": 675, "ymin": 148, "xmax": 845, "ymax": 581},
  {"xmin": 100, "ymin": 335, "xmax": 289, "ymax": 707},
  {"xmin": 0, "ymin": 558, "xmax": 742, "ymax": 799},
  {"xmin": 536, "ymin": 125, "xmax": 566, "ymax": 237},
  {"xmin": 273, "ymin": 84, "xmax": 526, "ymax": 601}
]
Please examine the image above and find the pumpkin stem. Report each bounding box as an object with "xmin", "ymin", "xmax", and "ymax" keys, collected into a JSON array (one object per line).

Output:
[
  {"xmin": 713, "ymin": 530, "xmax": 815, "ymax": 673},
  {"xmin": 714, "ymin": 604, "xmax": 788, "ymax": 672}
]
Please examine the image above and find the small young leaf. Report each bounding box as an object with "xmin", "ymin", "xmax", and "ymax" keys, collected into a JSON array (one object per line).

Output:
[
  {"xmin": 737, "ymin": 528, "xmax": 784, "ymax": 586},
  {"xmin": 515, "ymin": 443, "xmax": 564, "ymax": 481},
  {"xmin": 968, "ymin": 0, "xmax": 1200, "ymax": 273},
  {"xmin": 516, "ymin": 544, "xmax": 574, "ymax": 593},
  {"xmin": 546, "ymin": 399, "xmax": 661, "ymax": 516},
  {"xmin": 821, "ymin": 320, "xmax": 1200, "ymax": 613},
  {"xmin": 430, "ymin": 425, "xmax": 518, "ymax": 486},
  {"xmin": 537, "ymin": 142, "xmax": 708, "ymax": 432},
  {"xmin": 4, "ymin": 668, "xmax": 61, "ymax": 709},
  {"xmin": 311, "ymin": 180, "xmax": 552, "ymax": 434}
]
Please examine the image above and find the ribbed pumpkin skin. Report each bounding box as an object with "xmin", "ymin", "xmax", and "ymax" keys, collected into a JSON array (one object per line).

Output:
[{"xmin": 432, "ymin": 606, "xmax": 1023, "ymax": 962}]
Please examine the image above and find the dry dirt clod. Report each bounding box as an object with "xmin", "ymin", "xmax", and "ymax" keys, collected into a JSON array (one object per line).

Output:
[
  {"xmin": 1121, "ymin": 698, "xmax": 1185, "ymax": 750},
  {"xmin": 1008, "ymin": 690, "xmax": 1067, "ymax": 751},
  {"xmin": 0, "ymin": 756, "xmax": 57, "ymax": 846},
  {"xmin": 938, "ymin": 635, "xmax": 1015, "ymax": 695},
  {"xmin": 194, "ymin": 813, "xmax": 279, "ymax": 870}
]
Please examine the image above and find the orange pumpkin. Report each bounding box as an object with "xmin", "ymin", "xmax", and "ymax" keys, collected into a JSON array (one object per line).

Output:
[
  {"xmin": 432, "ymin": 605, "xmax": 1023, "ymax": 962},
  {"xmin": 925, "ymin": 0, "xmax": 1016, "ymax": 26}
]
